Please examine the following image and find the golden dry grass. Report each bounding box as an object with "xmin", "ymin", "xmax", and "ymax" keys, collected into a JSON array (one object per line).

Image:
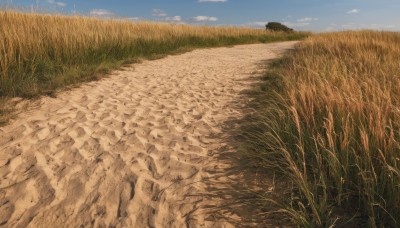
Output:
[
  {"xmin": 0, "ymin": 10, "xmax": 308, "ymax": 99},
  {"xmin": 239, "ymin": 31, "xmax": 400, "ymax": 227}
]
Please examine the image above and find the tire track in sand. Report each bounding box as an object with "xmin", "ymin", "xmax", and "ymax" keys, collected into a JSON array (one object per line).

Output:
[{"xmin": 0, "ymin": 42, "xmax": 297, "ymax": 227}]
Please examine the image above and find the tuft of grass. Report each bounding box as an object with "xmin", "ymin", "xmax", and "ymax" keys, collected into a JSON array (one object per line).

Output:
[
  {"xmin": 238, "ymin": 31, "xmax": 400, "ymax": 227},
  {"xmin": 0, "ymin": 97, "xmax": 17, "ymax": 125},
  {"xmin": 0, "ymin": 10, "xmax": 309, "ymax": 100}
]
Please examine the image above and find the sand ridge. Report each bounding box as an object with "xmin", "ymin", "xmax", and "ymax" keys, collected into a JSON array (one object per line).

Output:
[{"xmin": 0, "ymin": 42, "xmax": 297, "ymax": 227}]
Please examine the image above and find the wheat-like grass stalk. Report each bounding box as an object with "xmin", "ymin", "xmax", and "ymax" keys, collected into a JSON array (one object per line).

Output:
[
  {"xmin": 0, "ymin": 10, "xmax": 308, "ymax": 100},
  {"xmin": 239, "ymin": 31, "xmax": 400, "ymax": 227}
]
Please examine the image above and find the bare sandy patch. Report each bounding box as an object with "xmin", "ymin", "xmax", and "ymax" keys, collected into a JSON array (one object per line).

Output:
[{"xmin": 0, "ymin": 42, "xmax": 297, "ymax": 227}]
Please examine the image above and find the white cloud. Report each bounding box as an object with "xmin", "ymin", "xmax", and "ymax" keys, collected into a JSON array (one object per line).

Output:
[
  {"xmin": 297, "ymin": 17, "xmax": 318, "ymax": 22},
  {"xmin": 151, "ymin": 9, "xmax": 184, "ymax": 23},
  {"xmin": 151, "ymin": 9, "xmax": 183, "ymax": 23},
  {"xmin": 247, "ymin": 20, "xmax": 315, "ymax": 29},
  {"xmin": 341, "ymin": 22, "xmax": 355, "ymax": 28},
  {"xmin": 326, "ymin": 22, "xmax": 398, "ymax": 31},
  {"xmin": 46, "ymin": 0, "xmax": 66, "ymax": 7},
  {"xmin": 347, "ymin": 9, "xmax": 359, "ymax": 14},
  {"xmin": 198, "ymin": 0, "xmax": 227, "ymax": 2},
  {"xmin": 377, "ymin": 24, "xmax": 396, "ymax": 29},
  {"xmin": 367, "ymin": 23, "xmax": 397, "ymax": 30},
  {"xmin": 165, "ymin": 16, "xmax": 182, "ymax": 22},
  {"xmin": 283, "ymin": 21, "xmax": 310, "ymax": 27},
  {"xmin": 192, "ymin": 16, "xmax": 218, "ymax": 22},
  {"xmin": 90, "ymin": 9, "xmax": 114, "ymax": 16},
  {"xmin": 127, "ymin": 17, "xmax": 142, "ymax": 21},
  {"xmin": 247, "ymin": 21, "xmax": 269, "ymax": 27},
  {"xmin": 152, "ymin": 9, "xmax": 167, "ymax": 17}
]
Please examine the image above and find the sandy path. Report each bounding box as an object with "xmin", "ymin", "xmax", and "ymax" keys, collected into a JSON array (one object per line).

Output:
[{"xmin": 0, "ymin": 42, "xmax": 296, "ymax": 227}]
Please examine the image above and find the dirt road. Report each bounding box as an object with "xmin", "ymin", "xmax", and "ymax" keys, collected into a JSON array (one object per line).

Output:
[{"xmin": 0, "ymin": 42, "xmax": 297, "ymax": 227}]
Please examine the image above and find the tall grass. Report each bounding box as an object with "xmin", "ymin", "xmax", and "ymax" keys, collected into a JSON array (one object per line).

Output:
[
  {"xmin": 240, "ymin": 31, "xmax": 400, "ymax": 227},
  {"xmin": 0, "ymin": 10, "xmax": 308, "ymax": 99}
]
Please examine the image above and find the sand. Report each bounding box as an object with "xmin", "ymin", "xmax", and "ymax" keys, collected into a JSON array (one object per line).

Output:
[{"xmin": 0, "ymin": 42, "xmax": 297, "ymax": 227}]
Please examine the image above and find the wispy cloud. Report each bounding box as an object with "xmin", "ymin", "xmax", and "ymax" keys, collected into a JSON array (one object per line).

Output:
[
  {"xmin": 152, "ymin": 9, "xmax": 167, "ymax": 17},
  {"xmin": 247, "ymin": 20, "xmax": 312, "ymax": 28},
  {"xmin": 283, "ymin": 21, "xmax": 310, "ymax": 27},
  {"xmin": 297, "ymin": 17, "xmax": 318, "ymax": 22},
  {"xmin": 127, "ymin": 17, "xmax": 142, "ymax": 22},
  {"xmin": 247, "ymin": 21, "xmax": 269, "ymax": 27},
  {"xmin": 192, "ymin": 16, "xmax": 218, "ymax": 22},
  {"xmin": 326, "ymin": 22, "xmax": 398, "ymax": 31},
  {"xmin": 370, "ymin": 24, "xmax": 397, "ymax": 29},
  {"xmin": 347, "ymin": 9, "xmax": 359, "ymax": 14},
  {"xmin": 341, "ymin": 22, "xmax": 355, "ymax": 28},
  {"xmin": 46, "ymin": 0, "xmax": 66, "ymax": 7},
  {"xmin": 198, "ymin": 0, "xmax": 227, "ymax": 2},
  {"xmin": 247, "ymin": 16, "xmax": 316, "ymax": 29},
  {"xmin": 165, "ymin": 16, "xmax": 182, "ymax": 22},
  {"xmin": 90, "ymin": 9, "xmax": 114, "ymax": 16},
  {"xmin": 151, "ymin": 9, "xmax": 183, "ymax": 23}
]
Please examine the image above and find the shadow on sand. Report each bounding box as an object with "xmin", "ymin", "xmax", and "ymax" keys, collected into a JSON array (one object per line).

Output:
[{"xmin": 194, "ymin": 63, "xmax": 293, "ymax": 227}]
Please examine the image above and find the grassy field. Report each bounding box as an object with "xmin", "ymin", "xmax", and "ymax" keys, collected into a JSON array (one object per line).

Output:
[
  {"xmin": 239, "ymin": 31, "xmax": 400, "ymax": 227},
  {"xmin": 0, "ymin": 10, "xmax": 308, "ymax": 99}
]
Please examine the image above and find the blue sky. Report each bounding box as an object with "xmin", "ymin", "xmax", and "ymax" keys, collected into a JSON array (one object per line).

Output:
[{"xmin": 3, "ymin": 0, "xmax": 400, "ymax": 31}]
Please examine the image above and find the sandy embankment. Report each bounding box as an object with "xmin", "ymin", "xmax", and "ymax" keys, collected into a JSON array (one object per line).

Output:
[{"xmin": 0, "ymin": 42, "xmax": 297, "ymax": 227}]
